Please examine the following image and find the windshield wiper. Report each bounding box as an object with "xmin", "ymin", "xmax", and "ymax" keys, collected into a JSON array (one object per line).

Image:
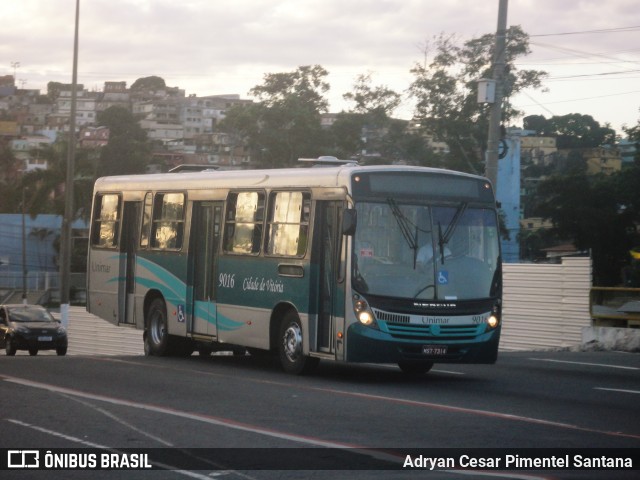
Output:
[
  {"xmin": 387, "ymin": 198, "xmax": 419, "ymax": 268},
  {"xmin": 438, "ymin": 202, "xmax": 467, "ymax": 263}
]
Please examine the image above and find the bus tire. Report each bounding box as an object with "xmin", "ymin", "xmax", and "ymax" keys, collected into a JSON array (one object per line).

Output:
[
  {"xmin": 398, "ymin": 360, "xmax": 434, "ymax": 375},
  {"xmin": 278, "ymin": 311, "xmax": 319, "ymax": 375},
  {"xmin": 145, "ymin": 298, "xmax": 170, "ymax": 356}
]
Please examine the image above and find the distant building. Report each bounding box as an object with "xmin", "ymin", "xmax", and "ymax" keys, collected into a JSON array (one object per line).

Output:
[
  {"xmin": 618, "ymin": 138, "xmax": 638, "ymax": 165},
  {"xmin": 520, "ymin": 136, "xmax": 557, "ymax": 165},
  {"xmin": 557, "ymin": 147, "xmax": 622, "ymax": 175},
  {"xmin": 9, "ymin": 134, "xmax": 55, "ymax": 172},
  {"xmin": 96, "ymin": 81, "xmax": 130, "ymax": 112},
  {"xmin": 79, "ymin": 126, "xmax": 110, "ymax": 148},
  {"xmin": 55, "ymin": 85, "xmax": 97, "ymax": 130}
]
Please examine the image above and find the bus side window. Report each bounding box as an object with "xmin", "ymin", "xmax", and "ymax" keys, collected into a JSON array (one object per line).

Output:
[
  {"xmin": 91, "ymin": 193, "xmax": 121, "ymax": 248},
  {"xmin": 139, "ymin": 192, "xmax": 152, "ymax": 248},
  {"xmin": 151, "ymin": 192, "xmax": 185, "ymax": 250},
  {"xmin": 224, "ymin": 191, "xmax": 265, "ymax": 254},
  {"xmin": 266, "ymin": 191, "xmax": 310, "ymax": 257}
]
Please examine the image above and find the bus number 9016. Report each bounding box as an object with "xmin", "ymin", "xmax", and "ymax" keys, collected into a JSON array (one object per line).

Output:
[{"xmin": 219, "ymin": 273, "xmax": 236, "ymax": 289}]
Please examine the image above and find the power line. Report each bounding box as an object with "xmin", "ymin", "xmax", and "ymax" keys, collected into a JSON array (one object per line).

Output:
[
  {"xmin": 530, "ymin": 25, "xmax": 640, "ymax": 37},
  {"xmin": 546, "ymin": 69, "xmax": 640, "ymax": 80},
  {"xmin": 531, "ymin": 42, "xmax": 640, "ymax": 69},
  {"xmin": 514, "ymin": 89, "xmax": 640, "ymax": 109}
]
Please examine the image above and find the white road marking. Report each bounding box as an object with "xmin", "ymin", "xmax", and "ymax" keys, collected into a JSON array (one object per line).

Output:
[
  {"xmin": 1, "ymin": 375, "xmax": 565, "ymax": 479},
  {"xmin": 594, "ymin": 387, "xmax": 640, "ymax": 395},
  {"xmin": 529, "ymin": 358, "xmax": 639, "ymax": 370},
  {"xmin": 59, "ymin": 392, "xmax": 174, "ymax": 446},
  {"xmin": 6, "ymin": 419, "xmax": 218, "ymax": 480},
  {"xmin": 96, "ymin": 357, "xmax": 640, "ymax": 441}
]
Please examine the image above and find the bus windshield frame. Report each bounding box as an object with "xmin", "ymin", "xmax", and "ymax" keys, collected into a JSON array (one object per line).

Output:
[{"xmin": 350, "ymin": 171, "xmax": 500, "ymax": 302}]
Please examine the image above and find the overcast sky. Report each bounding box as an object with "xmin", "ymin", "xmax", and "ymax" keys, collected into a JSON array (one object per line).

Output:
[{"xmin": 3, "ymin": 0, "xmax": 639, "ymax": 133}]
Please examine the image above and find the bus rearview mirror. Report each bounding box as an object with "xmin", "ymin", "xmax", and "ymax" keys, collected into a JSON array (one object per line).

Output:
[{"xmin": 342, "ymin": 209, "xmax": 357, "ymax": 236}]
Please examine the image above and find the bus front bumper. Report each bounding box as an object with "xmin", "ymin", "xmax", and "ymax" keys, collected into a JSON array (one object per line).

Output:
[{"xmin": 345, "ymin": 323, "xmax": 500, "ymax": 364}]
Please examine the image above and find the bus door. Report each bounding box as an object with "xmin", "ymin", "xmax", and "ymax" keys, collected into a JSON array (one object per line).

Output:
[
  {"xmin": 190, "ymin": 201, "xmax": 223, "ymax": 337},
  {"xmin": 119, "ymin": 201, "xmax": 140, "ymax": 325},
  {"xmin": 316, "ymin": 201, "xmax": 343, "ymax": 352}
]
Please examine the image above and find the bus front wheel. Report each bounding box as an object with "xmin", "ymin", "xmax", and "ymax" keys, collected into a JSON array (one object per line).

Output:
[
  {"xmin": 278, "ymin": 311, "xmax": 319, "ymax": 375},
  {"xmin": 398, "ymin": 360, "xmax": 434, "ymax": 375},
  {"xmin": 145, "ymin": 298, "xmax": 169, "ymax": 356}
]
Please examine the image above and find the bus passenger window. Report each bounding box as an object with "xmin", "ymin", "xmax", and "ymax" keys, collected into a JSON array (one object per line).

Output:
[
  {"xmin": 139, "ymin": 192, "xmax": 152, "ymax": 248},
  {"xmin": 266, "ymin": 191, "xmax": 310, "ymax": 257},
  {"xmin": 91, "ymin": 193, "xmax": 121, "ymax": 248},
  {"xmin": 224, "ymin": 191, "xmax": 265, "ymax": 254},
  {"xmin": 151, "ymin": 192, "xmax": 185, "ymax": 250}
]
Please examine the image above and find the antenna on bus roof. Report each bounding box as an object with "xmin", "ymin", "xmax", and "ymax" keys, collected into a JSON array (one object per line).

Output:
[
  {"xmin": 298, "ymin": 156, "xmax": 358, "ymax": 167},
  {"xmin": 168, "ymin": 164, "xmax": 221, "ymax": 173}
]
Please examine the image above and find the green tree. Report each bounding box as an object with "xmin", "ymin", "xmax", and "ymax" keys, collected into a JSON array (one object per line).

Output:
[
  {"xmin": 0, "ymin": 144, "xmax": 22, "ymax": 212},
  {"xmin": 18, "ymin": 140, "xmax": 95, "ymax": 220},
  {"xmin": 130, "ymin": 76, "xmax": 166, "ymax": 91},
  {"xmin": 409, "ymin": 27, "xmax": 546, "ymax": 173},
  {"xmin": 535, "ymin": 167, "xmax": 640, "ymax": 285},
  {"xmin": 221, "ymin": 66, "xmax": 330, "ymax": 167},
  {"xmin": 523, "ymin": 113, "xmax": 616, "ymax": 148},
  {"xmin": 333, "ymin": 73, "xmax": 408, "ymax": 163},
  {"xmin": 343, "ymin": 72, "xmax": 401, "ymax": 118},
  {"xmin": 96, "ymin": 106, "xmax": 151, "ymax": 176}
]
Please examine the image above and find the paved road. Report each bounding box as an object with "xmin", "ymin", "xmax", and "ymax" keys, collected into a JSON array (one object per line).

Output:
[{"xmin": 0, "ymin": 350, "xmax": 638, "ymax": 479}]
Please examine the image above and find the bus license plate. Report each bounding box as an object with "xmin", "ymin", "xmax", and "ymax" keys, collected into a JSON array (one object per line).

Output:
[
  {"xmin": 422, "ymin": 345, "xmax": 447, "ymax": 355},
  {"xmin": 38, "ymin": 336, "xmax": 53, "ymax": 342}
]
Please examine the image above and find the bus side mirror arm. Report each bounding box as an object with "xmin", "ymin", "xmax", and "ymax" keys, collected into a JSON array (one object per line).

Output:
[{"xmin": 342, "ymin": 208, "xmax": 357, "ymax": 236}]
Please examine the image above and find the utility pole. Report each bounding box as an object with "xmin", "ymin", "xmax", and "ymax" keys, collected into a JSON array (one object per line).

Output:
[
  {"xmin": 60, "ymin": 0, "xmax": 80, "ymax": 328},
  {"xmin": 21, "ymin": 189, "xmax": 27, "ymax": 304},
  {"xmin": 485, "ymin": 0, "xmax": 508, "ymax": 192}
]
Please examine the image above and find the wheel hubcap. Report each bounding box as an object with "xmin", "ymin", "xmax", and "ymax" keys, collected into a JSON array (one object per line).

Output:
[
  {"xmin": 283, "ymin": 323, "xmax": 302, "ymax": 363},
  {"xmin": 149, "ymin": 311, "xmax": 165, "ymax": 344}
]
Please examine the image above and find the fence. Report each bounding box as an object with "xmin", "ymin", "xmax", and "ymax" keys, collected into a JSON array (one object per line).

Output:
[{"xmin": 500, "ymin": 256, "xmax": 592, "ymax": 351}]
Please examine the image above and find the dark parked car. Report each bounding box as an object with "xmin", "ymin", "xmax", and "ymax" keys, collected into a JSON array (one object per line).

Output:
[{"xmin": 0, "ymin": 304, "xmax": 68, "ymax": 356}]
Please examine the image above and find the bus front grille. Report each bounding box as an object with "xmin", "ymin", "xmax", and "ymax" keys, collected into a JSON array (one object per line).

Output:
[{"xmin": 383, "ymin": 322, "xmax": 483, "ymax": 340}]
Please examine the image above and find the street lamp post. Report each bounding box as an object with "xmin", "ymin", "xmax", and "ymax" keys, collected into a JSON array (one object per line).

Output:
[{"xmin": 60, "ymin": 0, "xmax": 80, "ymax": 327}]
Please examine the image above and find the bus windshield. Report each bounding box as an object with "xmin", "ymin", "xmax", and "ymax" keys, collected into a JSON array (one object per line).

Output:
[{"xmin": 352, "ymin": 201, "xmax": 500, "ymax": 300}]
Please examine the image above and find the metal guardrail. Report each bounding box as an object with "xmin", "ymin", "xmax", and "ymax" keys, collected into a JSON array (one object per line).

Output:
[{"xmin": 590, "ymin": 287, "xmax": 640, "ymax": 327}]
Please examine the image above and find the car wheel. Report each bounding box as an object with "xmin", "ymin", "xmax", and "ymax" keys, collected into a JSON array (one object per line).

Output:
[
  {"xmin": 5, "ymin": 338, "xmax": 16, "ymax": 356},
  {"xmin": 28, "ymin": 347, "xmax": 38, "ymax": 356},
  {"xmin": 56, "ymin": 346, "xmax": 67, "ymax": 356}
]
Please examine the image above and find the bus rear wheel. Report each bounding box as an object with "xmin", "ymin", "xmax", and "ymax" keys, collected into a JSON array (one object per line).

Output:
[
  {"xmin": 145, "ymin": 298, "xmax": 170, "ymax": 356},
  {"xmin": 278, "ymin": 311, "xmax": 319, "ymax": 375}
]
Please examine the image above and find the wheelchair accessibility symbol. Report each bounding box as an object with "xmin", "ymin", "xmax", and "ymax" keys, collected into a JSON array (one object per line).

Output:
[
  {"xmin": 437, "ymin": 270, "xmax": 449, "ymax": 285},
  {"xmin": 177, "ymin": 304, "xmax": 186, "ymax": 323}
]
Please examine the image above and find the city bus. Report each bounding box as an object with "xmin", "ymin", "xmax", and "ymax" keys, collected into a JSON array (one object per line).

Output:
[{"xmin": 86, "ymin": 159, "xmax": 502, "ymax": 374}]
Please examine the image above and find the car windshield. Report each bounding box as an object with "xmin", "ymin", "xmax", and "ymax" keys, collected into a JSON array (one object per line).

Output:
[
  {"xmin": 8, "ymin": 306, "xmax": 55, "ymax": 323},
  {"xmin": 352, "ymin": 201, "xmax": 500, "ymax": 300}
]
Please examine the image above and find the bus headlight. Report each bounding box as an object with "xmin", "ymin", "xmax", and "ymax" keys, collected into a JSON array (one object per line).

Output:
[
  {"xmin": 353, "ymin": 297, "xmax": 378, "ymax": 328},
  {"xmin": 486, "ymin": 303, "xmax": 501, "ymax": 330}
]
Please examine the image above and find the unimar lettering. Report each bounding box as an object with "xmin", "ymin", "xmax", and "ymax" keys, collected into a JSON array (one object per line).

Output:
[
  {"xmin": 421, "ymin": 317, "xmax": 450, "ymax": 324},
  {"xmin": 90, "ymin": 262, "xmax": 111, "ymax": 273}
]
